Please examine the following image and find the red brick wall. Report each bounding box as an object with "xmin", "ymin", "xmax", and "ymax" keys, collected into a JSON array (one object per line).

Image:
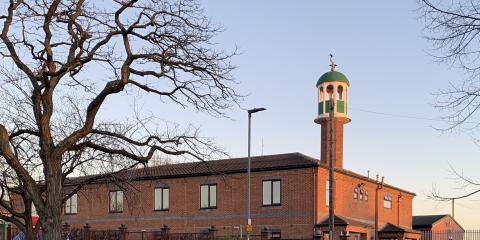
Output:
[
  {"xmin": 62, "ymin": 165, "xmax": 415, "ymax": 239},
  {"xmin": 64, "ymin": 168, "xmax": 317, "ymax": 239},
  {"xmin": 416, "ymin": 216, "xmax": 464, "ymax": 240},
  {"xmin": 316, "ymin": 166, "xmax": 414, "ymax": 230},
  {"xmin": 430, "ymin": 216, "xmax": 463, "ymax": 233},
  {"xmin": 320, "ymin": 118, "xmax": 350, "ymax": 169}
]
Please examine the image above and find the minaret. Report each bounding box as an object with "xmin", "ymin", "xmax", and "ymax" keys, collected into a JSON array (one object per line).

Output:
[{"xmin": 314, "ymin": 56, "xmax": 350, "ymax": 168}]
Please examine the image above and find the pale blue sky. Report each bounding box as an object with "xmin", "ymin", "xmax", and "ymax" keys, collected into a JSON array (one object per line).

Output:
[
  {"xmin": 107, "ymin": 1, "xmax": 480, "ymax": 227},
  {"xmin": 195, "ymin": 0, "xmax": 480, "ymax": 228}
]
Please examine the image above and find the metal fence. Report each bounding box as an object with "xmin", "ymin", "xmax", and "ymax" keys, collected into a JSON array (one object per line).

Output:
[
  {"xmin": 420, "ymin": 230, "xmax": 480, "ymax": 240},
  {"xmin": 58, "ymin": 227, "xmax": 480, "ymax": 240}
]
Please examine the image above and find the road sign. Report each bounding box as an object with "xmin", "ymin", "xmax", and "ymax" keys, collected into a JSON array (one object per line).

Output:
[{"xmin": 246, "ymin": 224, "xmax": 253, "ymax": 233}]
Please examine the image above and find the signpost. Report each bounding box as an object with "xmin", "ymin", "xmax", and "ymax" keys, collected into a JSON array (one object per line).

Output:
[{"xmin": 246, "ymin": 224, "xmax": 253, "ymax": 234}]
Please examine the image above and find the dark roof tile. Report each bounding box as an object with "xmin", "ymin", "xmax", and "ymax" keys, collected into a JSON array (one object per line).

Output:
[{"xmin": 412, "ymin": 215, "xmax": 449, "ymax": 229}]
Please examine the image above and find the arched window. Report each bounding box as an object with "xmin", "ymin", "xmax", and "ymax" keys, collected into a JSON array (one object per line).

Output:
[
  {"xmin": 338, "ymin": 86, "xmax": 344, "ymax": 100},
  {"xmin": 359, "ymin": 189, "xmax": 364, "ymax": 200},
  {"xmin": 326, "ymin": 85, "xmax": 334, "ymax": 99},
  {"xmin": 319, "ymin": 87, "xmax": 324, "ymax": 101},
  {"xmin": 364, "ymin": 191, "xmax": 369, "ymax": 201},
  {"xmin": 353, "ymin": 188, "xmax": 358, "ymax": 199}
]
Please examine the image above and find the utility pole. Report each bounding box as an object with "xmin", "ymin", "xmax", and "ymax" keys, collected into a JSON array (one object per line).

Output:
[
  {"xmin": 375, "ymin": 175, "xmax": 384, "ymax": 240},
  {"xmin": 397, "ymin": 192, "xmax": 402, "ymax": 225},
  {"xmin": 451, "ymin": 198, "xmax": 455, "ymax": 219},
  {"xmin": 328, "ymin": 97, "xmax": 335, "ymax": 240}
]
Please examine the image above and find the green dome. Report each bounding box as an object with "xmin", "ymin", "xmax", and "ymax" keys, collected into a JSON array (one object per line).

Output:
[{"xmin": 316, "ymin": 70, "xmax": 349, "ymax": 86}]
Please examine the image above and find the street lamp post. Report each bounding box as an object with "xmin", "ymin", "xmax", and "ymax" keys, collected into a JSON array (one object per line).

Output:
[
  {"xmin": 247, "ymin": 107, "xmax": 266, "ymax": 240},
  {"xmin": 375, "ymin": 175, "xmax": 384, "ymax": 240}
]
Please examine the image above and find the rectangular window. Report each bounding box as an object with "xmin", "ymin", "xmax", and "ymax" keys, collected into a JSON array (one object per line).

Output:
[
  {"xmin": 200, "ymin": 184, "xmax": 216, "ymax": 209},
  {"xmin": 109, "ymin": 190, "xmax": 123, "ymax": 213},
  {"xmin": 65, "ymin": 194, "xmax": 78, "ymax": 214},
  {"xmin": 262, "ymin": 180, "xmax": 281, "ymax": 206},
  {"xmin": 325, "ymin": 180, "xmax": 337, "ymax": 208},
  {"xmin": 384, "ymin": 194, "xmax": 392, "ymax": 209},
  {"xmin": 326, "ymin": 180, "xmax": 329, "ymax": 207},
  {"xmin": 154, "ymin": 187, "xmax": 169, "ymax": 211}
]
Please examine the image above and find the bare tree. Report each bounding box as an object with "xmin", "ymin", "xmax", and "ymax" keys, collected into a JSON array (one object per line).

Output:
[
  {"xmin": 419, "ymin": 0, "xmax": 480, "ymax": 202},
  {"xmin": 0, "ymin": 0, "xmax": 240, "ymax": 239}
]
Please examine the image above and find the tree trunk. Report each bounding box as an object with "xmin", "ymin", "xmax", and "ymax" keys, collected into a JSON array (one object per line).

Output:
[{"xmin": 42, "ymin": 163, "xmax": 63, "ymax": 240}]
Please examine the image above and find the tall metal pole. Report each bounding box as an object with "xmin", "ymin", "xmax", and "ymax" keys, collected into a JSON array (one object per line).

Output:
[
  {"xmin": 246, "ymin": 108, "xmax": 266, "ymax": 240},
  {"xmin": 375, "ymin": 187, "xmax": 378, "ymax": 240},
  {"xmin": 452, "ymin": 199, "xmax": 455, "ymax": 219},
  {"xmin": 328, "ymin": 97, "xmax": 335, "ymax": 240},
  {"xmin": 397, "ymin": 193, "xmax": 402, "ymax": 226},
  {"xmin": 375, "ymin": 176, "xmax": 384, "ymax": 240},
  {"xmin": 247, "ymin": 112, "xmax": 252, "ymax": 240}
]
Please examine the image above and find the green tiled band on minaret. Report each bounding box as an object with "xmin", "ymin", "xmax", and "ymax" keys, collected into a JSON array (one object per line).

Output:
[
  {"xmin": 316, "ymin": 71, "xmax": 349, "ymax": 86},
  {"xmin": 337, "ymin": 100, "xmax": 345, "ymax": 113}
]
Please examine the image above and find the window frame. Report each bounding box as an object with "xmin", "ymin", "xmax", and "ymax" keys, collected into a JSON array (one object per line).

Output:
[
  {"xmin": 109, "ymin": 190, "xmax": 124, "ymax": 213},
  {"xmin": 262, "ymin": 179, "xmax": 281, "ymax": 207},
  {"xmin": 200, "ymin": 183, "xmax": 217, "ymax": 209},
  {"xmin": 65, "ymin": 193, "xmax": 78, "ymax": 215},
  {"xmin": 154, "ymin": 187, "xmax": 170, "ymax": 211},
  {"xmin": 383, "ymin": 194, "xmax": 392, "ymax": 209},
  {"xmin": 353, "ymin": 188, "xmax": 358, "ymax": 199}
]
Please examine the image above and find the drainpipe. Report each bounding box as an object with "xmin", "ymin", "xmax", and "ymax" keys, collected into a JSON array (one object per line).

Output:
[
  {"xmin": 375, "ymin": 175, "xmax": 384, "ymax": 240},
  {"xmin": 397, "ymin": 192, "xmax": 402, "ymax": 226}
]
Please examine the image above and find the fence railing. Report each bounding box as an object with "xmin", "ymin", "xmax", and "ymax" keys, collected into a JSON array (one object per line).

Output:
[
  {"xmin": 420, "ymin": 230, "xmax": 480, "ymax": 240},
  {"xmin": 59, "ymin": 224, "xmax": 480, "ymax": 240}
]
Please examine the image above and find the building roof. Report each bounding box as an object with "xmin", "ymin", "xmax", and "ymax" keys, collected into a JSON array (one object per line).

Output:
[
  {"xmin": 65, "ymin": 152, "xmax": 319, "ymax": 185},
  {"xmin": 380, "ymin": 223, "xmax": 421, "ymax": 234},
  {"xmin": 317, "ymin": 70, "xmax": 350, "ymax": 86},
  {"xmin": 64, "ymin": 152, "xmax": 415, "ymax": 196},
  {"xmin": 324, "ymin": 164, "xmax": 416, "ymax": 196},
  {"xmin": 316, "ymin": 215, "xmax": 374, "ymax": 229},
  {"xmin": 412, "ymin": 215, "xmax": 463, "ymax": 230},
  {"xmin": 134, "ymin": 152, "xmax": 318, "ymax": 180},
  {"xmin": 412, "ymin": 215, "xmax": 447, "ymax": 228}
]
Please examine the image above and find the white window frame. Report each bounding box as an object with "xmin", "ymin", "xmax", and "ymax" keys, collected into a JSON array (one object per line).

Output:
[
  {"xmin": 384, "ymin": 194, "xmax": 392, "ymax": 209},
  {"xmin": 109, "ymin": 190, "xmax": 124, "ymax": 213},
  {"xmin": 262, "ymin": 179, "xmax": 281, "ymax": 206},
  {"xmin": 154, "ymin": 187, "xmax": 169, "ymax": 211},
  {"xmin": 200, "ymin": 184, "xmax": 217, "ymax": 209},
  {"xmin": 65, "ymin": 193, "xmax": 78, "ymax": 214}
]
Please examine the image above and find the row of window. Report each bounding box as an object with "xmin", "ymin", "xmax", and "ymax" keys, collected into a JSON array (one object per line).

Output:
[
  {"xmin": 319, "ymin": 85, "xmax": 346, "ymax": 101},
  {"xmin": 324, "ymin": 181, "xmax": 393, "ymax": 209},
  {"xmin": 65, "ymin": 180, "xmax": 396, "ymax": 214},
  {"xmin": 353, "ymin": 188, "xmax": 368, "ymax": 201},
  {"xmin": 65, "ymin": 180, "xmax": 282, "ymax": 214}
]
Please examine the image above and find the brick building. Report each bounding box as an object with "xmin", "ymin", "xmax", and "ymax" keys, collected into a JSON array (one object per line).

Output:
[
  {"xmin": 58, "ymin": 65, "xmax": 421, "ymax": 240},
  {"xmin": 413, "ymin": 215, "xmax": 464, "ymax": 240}
]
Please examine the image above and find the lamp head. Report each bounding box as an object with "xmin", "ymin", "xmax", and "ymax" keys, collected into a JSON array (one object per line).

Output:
[{"xmin": 248, "ymin": 107, "xmax": 267, "ymax": 114}]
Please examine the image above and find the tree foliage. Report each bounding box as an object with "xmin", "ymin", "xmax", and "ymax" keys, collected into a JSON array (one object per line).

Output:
[
  {"xmin": 419, "ymin": 0, "xmax": 480, "ymax": 201},
  {"xmin": 0, "ymin": 0, "xmax": 239, "ymax": 239}
]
